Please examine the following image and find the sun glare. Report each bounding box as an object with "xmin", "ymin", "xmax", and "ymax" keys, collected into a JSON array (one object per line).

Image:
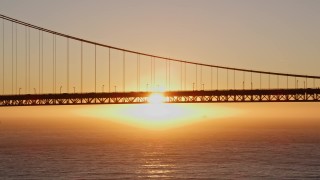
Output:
[
  {"xmin": 77, "ymin": 93, "xmax": 240, "ymax": 130},
  {"xmin": 148, "ymin": 93, "xmax": 166, "ymax": 104},
  {"xmin": 78, "ymin": 103, "xmax": 240, "ymax": 130}
]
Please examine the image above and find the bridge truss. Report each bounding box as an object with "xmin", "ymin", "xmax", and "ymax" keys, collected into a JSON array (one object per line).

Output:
[{"xmin": 1, "ymin": 89, "xmax": 319, "ymax": 106}]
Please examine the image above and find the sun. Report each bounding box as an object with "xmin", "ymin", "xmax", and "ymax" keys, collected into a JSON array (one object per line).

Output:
[{"xmin": 148, "ymin": 93, "xmax": 166, "ymax": 104}]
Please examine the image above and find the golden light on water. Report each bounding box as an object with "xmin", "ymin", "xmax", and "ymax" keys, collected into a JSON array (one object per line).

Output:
[
  {"xmin": 77, "ymin": 99, "xmax": 240, "ymax": 130},
  {"xmin": 76, "ymin": 90, "xmax": 241, "ymax": 130}
]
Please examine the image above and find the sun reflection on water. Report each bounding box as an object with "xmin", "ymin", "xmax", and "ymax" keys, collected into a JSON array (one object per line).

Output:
[{"xmin": 137, "ymin": 145, "xmax": 176, "ymax": 178}]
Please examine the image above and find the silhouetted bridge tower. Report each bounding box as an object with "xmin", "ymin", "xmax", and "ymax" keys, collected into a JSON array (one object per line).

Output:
[{"xmin": 0, "ymin": 14, "xmax": 320, "ymax": 106}]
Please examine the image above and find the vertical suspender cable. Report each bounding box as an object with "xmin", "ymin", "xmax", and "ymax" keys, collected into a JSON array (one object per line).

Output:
[
  {"xmin": 251, "ymin": 71, "xmax": 252, "ymax": 90},
  {"xmin": 137, "ymin": 54, "xmax": 139, "ymax": 91},
  {"xmin": 260, "ymin": 73, "xmax": 261, "ymax": 89},
  {"xmin": 25, "ymin": 27, "xmax": 27, "ymax": 94},
  {"xmin": 152, "ymin": 58, "xmax": 156, "ymax": 88},
  {"xmin": 38, "ymin": 30, "xmax": 40, "ymax": 94},
  {"xmin": 153, "ymin": 58, "xmax": 155, "ymax": 89},
  {"xmin": 169, "ymin": 60, "xmax": 171, "ymax": 91},
  {"xmin": 181, "ymin": 62, "xmax": 182, "ymax": 90},
  {"xmin": 150, "ymin": 57, "xmax": 152, "ymax": 89},
  {"xmin": 243, "ymin": 71, "xmax": 245, "ymax": 90},
  {"xmin": 200, "ymin": 66, "xmax": 202, "ymax": 90},
  {"xmin": 138, "ymin": 54, "xmax": 141, "ymax": 91},
  {"xmin": 81, "ymin": 41, "xmax": 83, "ymax": 93},
  {"xmin": 153, "ymin": 58, "xmax": 156, "ymax": 89},
  {"xmin": 54, "ymin": 34, "xmax": 56, "ymax": 93},
  {"xmin": 54, "ymin": 34, "xmax": 57, "ymax": 93},
  {"xmin": 138, "ymin": 54, "xmax": 140, "ymax": 91},
  {"xmin": 151, "ymin": 57, "xmax": 153, "ymax": 89},
  {"xmin": 234, "ymin": 69, "xmax": 235, "ymax": 90},
  {"xmin": 108, "ymin": 48, "xmax": 111, "ymax": 93},
  {"xmin": 11, "ymin": 22, "xmax": 13, "ymax": 94},
  {"xmin": 123, "ymin": 51, "xmax": 125, "ymax": 92},
  {"xmin": 140, "ymin": 55, "xmax": 141, "ymax": 91},
  {"xmin": 41, "ymin": 31, "xmax": 43, "ymax": 93},
  {"xmin": 184, "ymin": 62, "xmax": 186, "ymax": 90},
  {"xmin": 67, "ymin": 38, "xmax": 69, "ymax": 93},
  {"xmin": 151, "ymin": 58, "xmax": 156, "ymax": 90},
  {"xmin": 28, "ymin": 27, "xmax": 30, "ymax": 93},
  {"xmin": 269, "ymin": 73, "xmax": 270, "ymax": 89},
  {"xmin": 52, "ymin": 34, "xmax": 54, "ymax": 93},
  {"xmin": 217, "ymin": 67, "xmax": 218, "ymax": 90},
  {"xmin": 95, "ymin": 45, "xmax": 96, "ymax": 93},
  {"xmin": 154, "ymin": 58, "xmax": 156, "ymax": 89},
  {"xmin": 195, "ymin": 65, "xmax": 197, "ymax": 90},
  {"xmin": 2, "ymin": 19, "xmax": 4, "ymax": 94},
  {"xmin": 306, "ymin": 77, "xmax": 307, "ymax": 88},
  {"xmin": 226, "ymin": 69, "xmax": 228, "ymax": 90},
  {"xmin": 154, "ymin": 57, "xmax": 155, "ymax": 88},
  {"xmin": 165, "ymin": 59, "xmax": 167, "ymax": 90},
  {"xmin": 15, "ymin": 24, "xmax": 17, "ymax": 94},
  {"xmin": 210, "ymin": 67, "xmax": 212, "ymax": 90}
]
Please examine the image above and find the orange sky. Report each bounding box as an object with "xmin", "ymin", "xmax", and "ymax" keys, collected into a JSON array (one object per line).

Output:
[{"xmin": 0, "ymin": 1, "xmax": 320, "ymax": 131}]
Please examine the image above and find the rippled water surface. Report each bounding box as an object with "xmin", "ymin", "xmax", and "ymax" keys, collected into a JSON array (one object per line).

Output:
[{"xmin": 1, "ymin": 121, "xmax": 320, "ymax": 179}]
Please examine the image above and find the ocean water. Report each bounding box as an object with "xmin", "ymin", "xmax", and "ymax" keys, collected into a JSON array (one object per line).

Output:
[{"xmin": 0, "ymin": 120, "xmax": 320, "ymax": 179}]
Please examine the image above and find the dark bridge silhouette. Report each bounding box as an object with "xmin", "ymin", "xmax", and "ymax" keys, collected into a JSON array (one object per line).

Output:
[
  {"xmin": 1, "ymin": 89, "xmax": 319, "ymax": 106},
  {"xmin": 0, "ymin": 14, "xmax": 319, "ymax": 106}
]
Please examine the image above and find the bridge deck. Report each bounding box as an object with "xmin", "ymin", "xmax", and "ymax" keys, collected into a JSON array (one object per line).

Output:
[{"xmin": 0, "ymin": 89, "xmax": 320, "ymax": 106}]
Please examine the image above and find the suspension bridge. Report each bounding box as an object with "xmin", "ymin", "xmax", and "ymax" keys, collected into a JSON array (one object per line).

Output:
[{"xmin": 0, "ymin": 14, "xmax": 319, "ymax": 106}]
